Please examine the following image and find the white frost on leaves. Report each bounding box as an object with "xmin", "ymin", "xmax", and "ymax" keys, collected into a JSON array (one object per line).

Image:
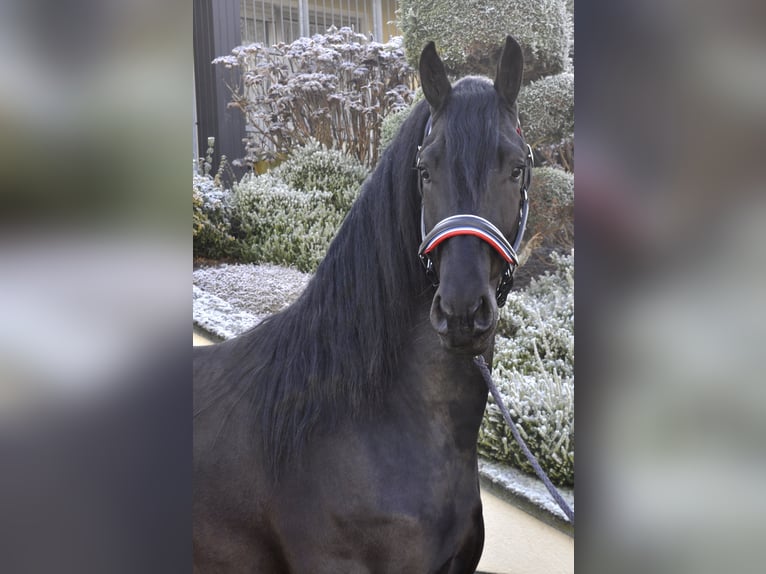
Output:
[
  {"xmin": 214, "ymin": 27, "xmax": 416, "ymax": 167},
  {"xmin": 518, "ymin": 72, "xmax": 575, "ymax": 145},
  {"xmin": 479, "ymin": 251, "xmax": 575, "ymax": 486},
  {"xmin": 398, "ymin": 0, "xmax": 569, "ymax": 78}
]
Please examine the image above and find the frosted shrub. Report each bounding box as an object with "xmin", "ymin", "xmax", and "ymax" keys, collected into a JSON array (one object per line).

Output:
[
  {"xmin": 526, "ymin": 166, "xmax": 574, "ymax": 241},
  {"xmin": 398, "ymin": 0, "xmax": 568, "ymax": 81},
  {"xmin": 193, "ymin": 174, "xmax": 238, "ymax": 260},
  {"xmin": 379, "ymin": 89, "xmax": 423, "ymax": 153},
  {"xmin": 272, "ymin": 141, "xmax": 368, "ymax": 211},
  {"xmin": 564, "ymin": 2, "xmax": 574, "ymax": 74},
  {"xmin": 232, "ymin": 172, "xmax": 345, "ymax": 272},
  {"xmin": 379, "ymin": 107, "xmax": 411, "ymax": 153},
  {"xmin": 496, "ymin": 251, "xmax": 574, "ymax": 374},
  {"xmin": 214, "ymin": 28, "xmax": 417, "ymax": 168},
  {"xmin": 518, "ymin": 72, "xmax": 574, "ymax": 146},
  {"xmin": 480, "ymin": 361, "xmax": 574, "ymax": 486},
  {"xmin": 479, "ymin": 251, "xmax": 574, "ymax": 486}
]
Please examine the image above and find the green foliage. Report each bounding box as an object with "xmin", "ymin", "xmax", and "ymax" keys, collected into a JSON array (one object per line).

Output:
[
  {"xmin": 272, "ymin": 140, "xmax": 368, "ymax": 211},
  {"xmin": 397, "ymin": 0, "xmax": 568, "ymax": 81},
  {"xmin": 193, "ymin": 140, "xmax": 368, "ymax": 271},
  {"xmin": 518, "ymin": 72, "xmax": 574, "ymax": 146},
  {"xmin": 231, "ymin": 172, "xmax": 346, "ymax": 272},
  {"xmin": 526, "ymin": 166, "xmax": 574, "ymax": 239},
  {"xmin": 380, "ymin": 108, "xmax": 410, "ymax": 152},
  {"xmin": 479, "ymin": 251, "xmax": 575, "ymax": 486},
  {"xmin": 379, "ymin": 89, "xmax": 423, "ymax": 153}
]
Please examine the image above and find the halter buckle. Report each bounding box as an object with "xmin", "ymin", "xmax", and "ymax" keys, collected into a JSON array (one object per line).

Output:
[
  {"xmin": 419, "ymin": 253, "xmax": 439, "ymax": 286},
  {"xmin": 496, "ymin": 267, "xmax": 515, "ymax": 308}
]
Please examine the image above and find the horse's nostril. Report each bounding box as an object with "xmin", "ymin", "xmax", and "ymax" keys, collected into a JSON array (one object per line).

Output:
[
  {"xmin": 473, "ymin": 296, "xmax": 495, "ymax": 333},
  {"xmin": 471, "ymin": 296, "xmax": 486, "ymax": 318},
  {"xmin": 430, "ymin": 295, "xmax": 450, "ymax": 335}
]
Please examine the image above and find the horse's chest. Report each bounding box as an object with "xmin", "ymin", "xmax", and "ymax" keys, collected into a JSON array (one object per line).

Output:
[
  {"xmin": 273, "ymin": 418, "xmax": 484, "ymax": 572},
  {"xmin": 276, "ymin": 468, "xmax": 483, "ymax": 573}
]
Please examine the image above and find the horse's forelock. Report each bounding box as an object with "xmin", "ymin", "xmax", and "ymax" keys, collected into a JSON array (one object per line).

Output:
[{"xmin": 442, "ymin": 79, "xmax": 510, "ymax": 204}]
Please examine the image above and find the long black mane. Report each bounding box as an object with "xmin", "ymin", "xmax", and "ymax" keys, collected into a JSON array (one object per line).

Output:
[
  {"xmin": 197, "ymin": 78, "xmax": 513, "ymax": 477},
  {"xmin": 203, "ymin": 100, "xmax": 434, "ymax": 475}
]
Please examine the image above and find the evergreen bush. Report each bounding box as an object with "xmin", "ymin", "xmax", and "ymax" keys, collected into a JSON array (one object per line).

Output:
[
  {"xmin": 193, "ymin": 174, "xmax": 238, "ymax": 260},
  {"xmin": 518, "ymin": 72, "xmax": 574, "ymax": 146},
  {"xmin": 397, "ymin": 0, "xmax": 569, "ymax": 81},
  {"xmin": 479, "ymin": 251, "xmax": 575, "ymax": 486},
  {"xmin": 526, "ymin": 166, "xmax": 574, "ymax": 240},
  {"xmin": 272, "ymin": 141, "xmax": 368, "ymax": 211},
  {"xmin": 231, "ymin": 172, "xmax": 346, "ymax": 272}
]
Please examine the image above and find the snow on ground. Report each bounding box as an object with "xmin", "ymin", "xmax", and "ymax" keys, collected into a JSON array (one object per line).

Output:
[{"xmin": 193, "ymin": 263, "xmax": 311, "ymax": 339}]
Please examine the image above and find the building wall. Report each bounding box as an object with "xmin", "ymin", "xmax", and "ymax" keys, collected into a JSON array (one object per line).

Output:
[
  {"xmin": 194, "ymin": 0, "xmax": 402, "ymax": 175},
  {"xmin": 240, "ymin": 0, "xmax": 401, "ymax": 44},
  {"xmin": 193, "ymin": 0, "xmax": 246, "ymax": 180}
]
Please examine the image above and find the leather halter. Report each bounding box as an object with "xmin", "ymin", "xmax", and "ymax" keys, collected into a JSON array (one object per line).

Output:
[{"xmin": 416, "ymin": 115, "xmax": 532, "ymax": 307}]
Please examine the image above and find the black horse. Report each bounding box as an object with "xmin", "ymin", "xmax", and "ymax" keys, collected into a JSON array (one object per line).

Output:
[{"xmin": 194, "ymin": 36, "xmax": 531, "ymax": 573}]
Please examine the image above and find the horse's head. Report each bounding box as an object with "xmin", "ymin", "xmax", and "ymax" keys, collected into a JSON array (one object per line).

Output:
[{"xmin": 417, "ymin": 37, "xmax": 531, "ymax": 355}]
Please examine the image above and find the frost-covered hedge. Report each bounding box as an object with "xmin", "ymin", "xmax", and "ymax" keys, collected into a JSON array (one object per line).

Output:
[
  {"xmin": 271, "ymin": 140, "xmax": 368, "ymax": 211},
  {"xmin": 194, "ymin": 263, "xmax": 311, "ymax": 319},
  {"xmin": 526, "ymin": 166, "xmax": 574, "ymax": 240},
  {"xmin": 231, "ymin": 172, "xmax": 345, "ymax": 273},
  {"xmin": 193, "ymin": 141, "xmax": 368, "ymax": 271},
  {"xmin": 479, "ymin": 251, "xmax": 574, "ymax": 486},
  {"xmin": 398, "ymin": 0, "xmax": 569, "ymax": 81},
  {"xmin": 518, "ymin": 72, "xmax": 574, "ymax": 146},
  {"xmin": 193, "ymin": 173, "xmax": 238, "ymax": 260}
]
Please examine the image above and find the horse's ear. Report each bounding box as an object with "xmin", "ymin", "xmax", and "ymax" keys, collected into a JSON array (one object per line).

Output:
[
  {"xmin": 494, "ymin": 35, "xmax": 524, "ymax": 107},
  {"xmin": 419, "ymin": 41, "xmax": 452, "ymax": 112}
]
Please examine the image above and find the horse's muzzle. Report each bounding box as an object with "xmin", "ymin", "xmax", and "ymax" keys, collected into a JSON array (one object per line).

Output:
[{"xmin": 430, "ymin": 292, "xmax": 497, "ymax": 355}]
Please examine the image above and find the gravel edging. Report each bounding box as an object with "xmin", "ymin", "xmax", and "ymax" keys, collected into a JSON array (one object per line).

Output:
[{"xmin": 193, "ymin": 262, "xmax": 574, "ymax": 535}]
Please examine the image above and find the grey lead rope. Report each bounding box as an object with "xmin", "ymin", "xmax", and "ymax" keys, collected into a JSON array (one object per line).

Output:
[{"xmin": 473, "ymin": 355, "xmax": 575, "ymax": 525}]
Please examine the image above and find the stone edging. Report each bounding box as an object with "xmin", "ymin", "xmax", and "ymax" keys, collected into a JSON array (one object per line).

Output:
[{"xmin": 479, "ymin": 458, "xmax": 574, "ymax": 537}]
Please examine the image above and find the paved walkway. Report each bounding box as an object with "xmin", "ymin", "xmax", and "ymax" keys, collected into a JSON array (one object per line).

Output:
[
  {"xmin": 194, "ymin": 332, "xmax": 573, "ymax": 573},
  {"xmin": 478, "ymin": 489, "xmax": 573, "ymax": 574}
]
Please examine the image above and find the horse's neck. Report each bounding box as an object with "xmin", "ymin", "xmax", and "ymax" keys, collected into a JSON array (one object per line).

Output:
[{"xmin": 400, "ymin": 308, "xmax": 490, "ymax": 435}]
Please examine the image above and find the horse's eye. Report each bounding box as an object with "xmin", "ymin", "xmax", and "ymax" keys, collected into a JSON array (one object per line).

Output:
[
  {"xmin": 419, "ymin": 168, "xmax": 431, "ymax": 183},
  {"xmin": 511, "ymin": 167, "xmax": 523, "ymax": 182}
]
